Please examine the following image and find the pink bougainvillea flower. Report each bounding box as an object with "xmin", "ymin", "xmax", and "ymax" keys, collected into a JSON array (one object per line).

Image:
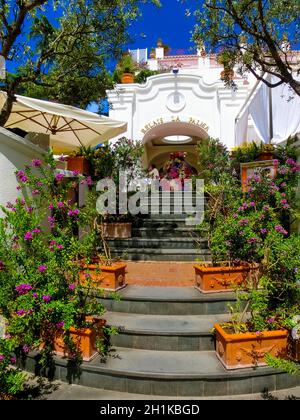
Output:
[
  {"xmin": 10, "ymin": 356, "xmax": 17, "ymax": 364},
  {"xmin": 67, "ymin": 209, "xmax": 80, "ymax": 217},
  {"xmin": 59, "ymin": 155, "xmax": 66, "ymax": 162},
  {"xmin": 15, "ymin": 284, "xmax": 32, "ymax": 295},
  {"xmin": 42, "ymin": 295, "xmax": 51, "ymax": 303},
  {"xmin": 48, "ymin": 203, "xmax": 54, "ymax": 210},
  {"xmin": 24, "ymin": 232, "xmax": 33, "ymax": 241},
  {"xmin": 273, "ymin": 159, "xmax": 279, "ymax": 166},
  {"xmin": 55, "ymin": 173, "xmax": 65, "ymax": 182},
  {"xmin": 17, "ymin": 309, "xmax": 27, "ymax": 317},
  {"xmin": 38, "ymin": 265, "xmax": 48, "ymax": 273},
  {"xmin": 72, "ymin": 170, "xmax": 80, "ymax": 176},
  {"xmin": 57, "ymin": 201, "xmax": 65, "ymax": 209},
  {"xmin": 56, "ymin": 321, "xmax": 65, "ymax": 329},
  {"xmin": 31, "ymin": 159, "xmax": 42, "ymax": 167},
  {"xmin": 22, "ymin": 345, "xmax": 30, "ymax": 354},
  {"xmin": 32, "ymin": 228, "xmax": 41, "ymax": 234},
  {"xmin": 69, "ymin": 283, "xmax": 76, "ymax": 290}
]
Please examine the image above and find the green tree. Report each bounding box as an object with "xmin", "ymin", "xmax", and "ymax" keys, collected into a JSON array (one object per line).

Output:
[
  {"xmin": 0, "ymin": 0, "xmax": 161, "ymax": 125},
  {"xmin": 191, "ymin": 0, "xmax": 300, "ymax": 96}
]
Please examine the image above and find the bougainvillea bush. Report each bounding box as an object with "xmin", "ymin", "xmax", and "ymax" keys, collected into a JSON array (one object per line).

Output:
[
  {"xmin": 210, "ymin": 151, "xmax": 300, "ymax": 333},
  {"xmin": 0, "ymin": 153, "xmax": 106, "ymax": 395}
]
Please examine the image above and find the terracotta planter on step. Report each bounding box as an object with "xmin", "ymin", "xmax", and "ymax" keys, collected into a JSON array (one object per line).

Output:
[
  {"xmin": 54, "ymin": 317, "xmax": 106, "ymax": 362},
  {"xmin": 121, "ymin": 73, "xmax": 134, "ymax": 84},
  {"xmin": 102, "ymin": 222, "xmax": 132, "ymax": 238},
  {"xmin": 54, "ymin": 327, "xmax": 96, "ymax": 362},
  {"xmin": 215, "ymin": 323, "xmax": 288, "ymax": 370},
  {"xmin": 80, "ymin": 262, "xmax": 127, "ymax": 291},
  {"xmin": 66, "ymin": 156, "xmax": 91, "ymax": 175},
  {"xmin": 194, "ymin": 264, "xmax": 250, "ymax": 293}
]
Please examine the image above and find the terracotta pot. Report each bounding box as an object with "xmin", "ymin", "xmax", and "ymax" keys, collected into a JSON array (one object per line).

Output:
[
  {"xmin": 102, "ymin": 222, "xmax": 132, "ymax": 238},
  {"xmin": 194, "ymin": 264, "xmax": 250, "ymax": 293},
  {"xmin": 66, "ymin": 156, "xmax": 91, "ymax": 175},
  {"xmin": 220, "ymin": 69, "xmax": 234, "ymax": 80},
  {"xmin": 54, "ymin": 326, "xmax": 98, "ymax": 362},
  {"xmin": 80, "ymin": 262, "xmax": 127, "ymax": 291},
  {"xmin": 121, "ymin": 73, "xmax": 134, "ymax": 84},
  {"xmin": 256, "ymin": 152, "xmax": 274, "ymax": 161},
  {"xmin": 215, "ymin": 323, "xmax": 288, "ymax": 370}
]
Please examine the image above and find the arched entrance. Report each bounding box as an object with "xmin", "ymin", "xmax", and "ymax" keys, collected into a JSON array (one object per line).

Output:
[{"xmin": 141, "ymin": 119, "xmax": 209, "ymax": 174}]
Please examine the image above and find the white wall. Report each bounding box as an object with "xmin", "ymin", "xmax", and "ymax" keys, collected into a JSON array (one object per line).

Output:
[
  {"xmin": 0, "ymin": 127, "xmax": 45, "ymax": 216},
  {"xmin": 107, "ymin": 72, "xmax": 251, "ymax": 149}
]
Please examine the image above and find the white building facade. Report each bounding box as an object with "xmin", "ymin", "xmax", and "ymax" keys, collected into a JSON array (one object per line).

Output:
[{"xmin": 107, "ymin": 48, "xmax": 256, "ymax": 170}]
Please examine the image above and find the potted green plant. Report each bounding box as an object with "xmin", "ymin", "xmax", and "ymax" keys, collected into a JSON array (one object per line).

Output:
[
  {"xmin": 114, "ymin": 53, "xmax": 136, "ymax": 84},
  {"xmin": 215, "ymin": 232, "xmax": 300, "ymax": 370},
  {"xmin": 217, "ymin": 50, "xmax": 235, "ymax": 80},
  {"xmin": 194, "ymin": 138, "xmax": 250, "ymax": 293},
  {"xmin": 213, "ymin": 150, "xmax": 300, "ymax": 369},
  {"xmin": 66, "ymin": 145, "xmax": 92, "ymax": 175},
  {"xmin": 0, "ymin": 153, "xmax": 110, "ymax": 387}
]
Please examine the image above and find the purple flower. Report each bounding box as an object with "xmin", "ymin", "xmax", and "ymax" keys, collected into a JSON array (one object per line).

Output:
[
  {"xmin": 260, "ymin": 228, "xmax": 268, "ymax": 235},
  {"xmin": 55, "ymin": 173, "xmax": 65, "ymax": 182},
  {"xmin": 42, "ymin": 295, "xmax": 51, "ymax": 303},
  {"xmin": 57, "ymin": 202, "xmax": 65, "ymax": 209},
  {"xmin": 49, "ymin": 203, "xmax": 54, "ymax": 210},
  {"xmin": 26, "ymin": 207, "xmax": 33, "ymax": 213},
  {"xmin": 286, "ymin": 158, "xmax": 295, "ymax": 166},
  {"xmin": 32, "ymin": 228, "xmax": 41, "ymax": 234},
  {"xmin": 57, "ymin": 244, "xmax": 64, "ymax": 250},
  {"xmin": 0, "ymin": 261, "xmax": 5, "ymax": 270},
  {"xmin": 31, "ymin": 159, "xmax": 42, "ymax": 167},
  {"xmin": 68, "ymin": 209, "xmax": 80, "ymax": 217},
  {"xmin": 238, "ymin": 219, "xmax": 249, "ymax": 226},
  {"xmin": 37, "ymin": 182, "xmax": 43, "ymax": 187},
  {"xmin": 275, "ymin": 225, "xmax": 288, "ymax": 235},
  {"xmin": 10, "ymin": 356, "xmax": 17, "ymax": 364},
  {"xmin": 0, "ymin": 354, "xmax": 5, "ymax": 362},
  {"xmin": 48, "ymin": 216, "xmax": 55, "ymax": 224},
  {"xmin": 16, "ymin": 170, "xmax": 25, "ymax": 179},
  {"xmin": 294, "ymin": 268, "xmax": 299, "ymax": 273},
  {"xmin": 38, "ymin": 265, "xmax": 47, "ymax": 273},
  {"xmin": 263, "ymin": 205, "xmax": 269, "ymax": 212},
  {"xmin": 16, "ymin": 185, "xmax": 22, "ymax": 191},
  {"xmin": 84, "ymin": 273, "xmax": 91, "ymax": 279},
  {"xmin": 72, "ymin": 170, "xmax": 80, "ymax": 177},
  {"xmin": 24, "ymin": 232, "xmax": 33, "ymax": 241},
  {"xmin": 11, "ymin": 207, "xmax": 17, "ymax": 212},
  {"xmin": 17, "ymin": 309, "xmax": 27, "ymax": 317},
  {"xmin": 249, "ymin": 202, "xmax": 255, "ymax": 207},
  {"xmin": 56, "ymin": 321, "xmax": 65, "ymax": 329},
  {"xmin": 233, "ymin": 214, "xmax": 238, "ymax": 219},
  {"xmin": 266, "ymin": 317, "xmax": 275, "ymax": 324},
  {"xmin": 279, "ymin": 167, "xmax": 288, "ymax": 175},
  {"xmin": 273, "ymin": 159, "xmax": 279, "ymax": 166},
  {"xmin": 281, "ymin": 182, "xmax": 287, "ymax": 188},
  {"xmin": 281, "ymin": 199, "xmax": 288, "ymax": 205},
  {"xmin": 22, "ymin": 345, "xmax": 30, "ymax": 354},
  {"xmin": 59, "ymin": 155, "xmax": 66, "ymax": 162},
  {"xmin": 69, "ymin": 283, "xmax": 76, "ymax": 290},
  {"xmin": 16, "ymin": 284, "xmax": 33, "ymax": 295},
  {"xmin": 33, "ymin": 292, "xmax": 38, "ymax": 298},
  {"xmin": 20, "ymin": 176, "xmax": 28, "ymax": 183},
  {"xmin": 255, "ymin": 331, "xmax": 261, "ymax": 336},
  {"xmin": 248, "ymin": 237, "xmax": 258, "ymax": 244},
  {"xmin": 32, "ymin": 189, "xmax": 40, "ymax": 196}
]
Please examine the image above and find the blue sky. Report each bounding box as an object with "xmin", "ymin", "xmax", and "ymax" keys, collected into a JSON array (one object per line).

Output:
[{"xmin": 127, "ymin": 0, "xmax": 197, "ymax": 53}]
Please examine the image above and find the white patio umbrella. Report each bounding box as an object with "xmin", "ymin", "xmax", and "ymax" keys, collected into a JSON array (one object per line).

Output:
[{"xmin": 2, "ymin": 94, "xmax": 127, "ymax": 154}]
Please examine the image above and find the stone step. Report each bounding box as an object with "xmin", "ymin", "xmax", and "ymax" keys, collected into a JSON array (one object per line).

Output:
[
  {"xmin": 98, "ymin": 286, "xmax": 237, "ymax": 315},
  {"xmin": 107, "ymin": 237, "xmax": 208, "ymax": 250},
  {"xmin": 110, "ymin": 248, "xmax": 210, "ymax": 262},
  {"xmin": 104, "ymin": 312, "xmax": 230, "ymax": 351},
  {"xmin": 131, "ymin": 227, "xmax": 204, "ymax": 238},
  {"xmin": 26, "ymin": 348, "xmax": 300, "ymax": 396}
]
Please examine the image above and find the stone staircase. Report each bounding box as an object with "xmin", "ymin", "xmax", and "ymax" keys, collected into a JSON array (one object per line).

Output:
[
  {"xmin": 107, "ymin": 191, "xmax": 210, "ymax": 262},
  {"xmin": 26, "ymin": 286, "xmax": 300, "ymax": 397}
]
